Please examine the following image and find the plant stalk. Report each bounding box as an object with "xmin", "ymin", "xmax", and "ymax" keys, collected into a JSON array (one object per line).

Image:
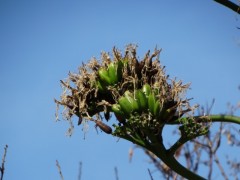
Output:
[{"xmin": 167, "ymin": 115, "xmax": 240, "ymax": 125}]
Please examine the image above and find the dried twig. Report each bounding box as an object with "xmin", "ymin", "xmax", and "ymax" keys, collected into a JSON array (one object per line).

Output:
[
  {"xmin": 226, "ymin": 157, "xmax": 240, "ymax": 179},
  {"xmin": 0, "ymin": 145, "xmax": 8, "ymax": 180},
  {"xmin": 128, "ymin": 147, "xmax": 134, "ymax": 163},
  {"xmin": 148, "ymin": 168, "xmax": 154, "ymax": 180},
  {"xmin": 114, "ymin": 166, "xmax": 119, "ymax": 180},
  {"xmin": 56, "ymin": 160, "xmax": 64, "ymax": 180},
  {"xmin": 214, "ymin": 154, "xmax": 228, "ymax": 180},
  {"xmin": 78, "ymin": 162, "xmax": 82, "ymax": 180}
]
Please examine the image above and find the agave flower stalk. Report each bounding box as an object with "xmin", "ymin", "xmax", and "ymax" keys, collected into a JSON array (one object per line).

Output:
[{"xmin": 55, "ymin": 44, "xmax": 240, "ymax": 180}]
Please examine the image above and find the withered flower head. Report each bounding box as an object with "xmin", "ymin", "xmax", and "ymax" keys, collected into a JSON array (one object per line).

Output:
[{"xmin": 55, "ymin": 44, "xmax": 199, "ymax": 140}]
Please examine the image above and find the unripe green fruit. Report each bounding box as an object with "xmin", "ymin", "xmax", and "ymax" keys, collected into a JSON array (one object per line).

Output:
[
  {"xmin": 116, "ymin": 60, "xmax": 124, "ymax": 82},
  {"xmin": 153, "ymin": 101, "xmax": 161, "ymax": 119},
  {"xmin": 142, "ymin": 84, "xmax": 151, "ymax": 97},
  {"xmin": 96, "ymin": 80, "xmax": 107, "ymax": 92},
  {"xmin": 148, "ymin": 93, "xmax": 156, "ymax": 115},
  {"xmin": 124, "ymin": 91, "xmax": 139, "ymax": 112},
  {"xmin": 135, "ymin": 90, "xmax": 148, "ymax": 112},
  {"xmin": 98, "ymin": 68, "xmax": 111, "ymax": 85},
  {"xmin": 108, "ymin": 62, "xmax": 118, "ymax": 85},
  {"xmin": 98, "ymin": 61, "xmax": 124, "ymax": 87},
  {"xmin": 118, "ymin": 96, "xmax": 133, "ymax": 117},
  {"xmin": 111, "ymin": 104, "xmax": 126, "ymax": 123}
]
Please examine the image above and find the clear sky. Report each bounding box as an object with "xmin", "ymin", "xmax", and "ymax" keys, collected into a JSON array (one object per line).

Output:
[{"xmin": 0, "ymin": 0, "xmax": 240, "ymax": 180}]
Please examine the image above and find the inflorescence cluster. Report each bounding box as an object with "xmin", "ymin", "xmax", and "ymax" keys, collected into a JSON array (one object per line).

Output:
[{"xmin": 55, "ymin": 44, "xmax": 206, "ymax": 142}]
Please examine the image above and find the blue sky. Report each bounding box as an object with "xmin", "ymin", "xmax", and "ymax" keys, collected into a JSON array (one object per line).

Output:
[{"xmin": 0, "ymin": 0, "xmax": 240, "ymax": 179}]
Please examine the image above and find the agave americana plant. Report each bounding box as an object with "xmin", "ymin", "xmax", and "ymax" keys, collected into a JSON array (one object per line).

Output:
[{"xmin": 55, "ymin": 44, "xmax": 240, "ymax": 180}]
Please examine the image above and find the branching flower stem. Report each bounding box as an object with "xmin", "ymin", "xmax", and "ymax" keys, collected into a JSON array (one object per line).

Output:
[
  {"xmin": 149, "ymin": 143, "xmax": 206, "ymax": 180},
  {"xmin": 166, "ymin": 136, "xmax": 195, "ymax": 157},
  {"xmin": 166, "ymin": 129, "xmax": 209, "ymax": 156},
  {"xmin": 115, "ymin": 126, "xmax": 207, "ymax": 180},
  {"xmin": 115, "ymin": 114, "xmax": 240, "ymax": 180},
  {"xmin": 155, "ymin": 115, "xmax": 240, "ymax": 179}
]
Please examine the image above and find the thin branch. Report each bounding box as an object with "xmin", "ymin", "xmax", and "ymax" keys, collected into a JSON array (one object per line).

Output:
[
  {"xmin": 0, "ymin": 145, "xmax": 8, "ymax": 180},
  {"xmin": 214, "ymin": 0, "xmax": 240, "ymax": 14},
  {"xmin": 212, "ymin": 123, "xmax": 223, "ymax": 154},
  {"xmin": 78, "ymin": 162, "xmax": 82, "ymax": 180},
  {"xmin": 114, "ymin": 167, "xmax": 119, "ymax": 180},
  {"xmin": 205, "ymin": 133, "xmax": 214, "ymax": 180},
  {"xmin": 56, "ymin": 160, "xmax": 64, "ymax": 180},
  {"xmin": 214, "ymin": 154, "xmax": 229, "ymax": 180},
  {"xmin": 148, "ymin": 168, "xmax": 154, "ymax": 180},
  {"xmin": 184, "ymin": 143, "xmax": 192, "ymax": 170},
  {"xmin": 193, "ymin": 143, "xmax": 202, "ymax": 173}
]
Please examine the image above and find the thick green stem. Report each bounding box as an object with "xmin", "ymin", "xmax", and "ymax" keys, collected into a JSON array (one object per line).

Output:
[
  {"xmin": 167, "ymin": 115, "xmax": 240, "ymax": 125},
  {"xmin": 116, "ymin": 128, "xmax": 206, "ymax": 180},
  {"xmin": 167, "ymin": 136, "xmax": 189, "ymax": 156},
  {"xmin": 167, "ymin": 129, "xmax": 209, "ymax": 156},
  {"xmin": 207, "ymin": 115, "xmax": 240, "ymax": 124},
  {"xmin": 113, "ymin": 114, "xmax": 240, "ymax": 179},
  {"xmin": 156, "ymin": 114, "xmax": 240, "ymax": 178},
  {"xmin": 148, "ymin": 142, "xmax": 206, "ymax": 180}
]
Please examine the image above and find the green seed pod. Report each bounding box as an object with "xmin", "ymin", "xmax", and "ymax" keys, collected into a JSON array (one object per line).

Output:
[
  {"xmin": 153, "ymin": 101, "xmax": 161, "ymax": 119},
  {"xmin": 111, "ymin": 104, "xmax": 122, "ymax": 113},
  {"xmin": 98, "ymin": 68, "xmax": 111, "ymax": 85},
  {"xmin": 135, "ymin": 90, "xmax": 148, "ymax": 112},
  {"xmin": 118, "ymin": 96, "xmax": 133, "ymax": 117},
  {"xmin": 107, "ymin": 62, "xmax": 118, "ymax": 85},
  {"xmin": 142, "ymin": 84, "xmax": 151, "ymax": 97},
  {"xmin": 148, "ymin": 93, "xmax": 156, "ymax": 115},
  {"xmin": 124, "ymin": 91, "xmax": 139, "ymax": 112},
  {"xmin": 116, "ymin": 60, "xmax": 124, "ymax": 82},
  {"xmin": 96, "ymin": 80, "xmax": 108, "ymax": 92},
  {"xmin": 111, "ymin": 104, "xmax": 126, "ymax": 123}
]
